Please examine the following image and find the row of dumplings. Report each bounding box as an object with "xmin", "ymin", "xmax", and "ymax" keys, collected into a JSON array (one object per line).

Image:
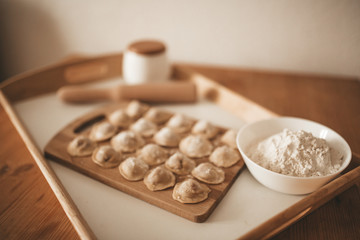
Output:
[{"xmin": 67, "ymin": 101, "xmax": 240, "ymax": 203}]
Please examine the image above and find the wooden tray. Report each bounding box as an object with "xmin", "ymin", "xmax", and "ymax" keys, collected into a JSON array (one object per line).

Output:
[
  {"xmin": 44, "ymin": 102, "xmax": 245, "ymax": 222},
  {"xmin": 1, "ymin": 52, "xmax": 359, "ymax": 239}
]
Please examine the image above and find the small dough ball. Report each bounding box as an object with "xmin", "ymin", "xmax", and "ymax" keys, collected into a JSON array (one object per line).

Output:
[
  {"xmin": 92, "ymin": 145, "xmax": 122, "ymax": 168},
  {"xmin": 111, "ymin": 131, "xmax": 145, "ymax": 153},
  {"xmin": 144, "ymin": 108, "xmax": 172, "ymax": 124},
  {"xmin": 126, "ymin": 100, "xmax": 149, "ymax": 119},
  {"xmin": 167, "ymin": 114, "xmax": 193, "ymax": 133},
  {"xmin": 89, "ymin": 121, "xmax": 117, "ymax": 142},
  {"xmin": 165, "ymin": 152, "xmax": 196, "ymax": 175},
  {"xmin": 144, "ymin": 166, "xmax": 176, "ymax": 191},
  {"xmin": 130, "ymin": 118, "xmax": 157, "ymax": 137},
  {"xmin": 108, "ymin": 109, "xmax": 131, "ymax": 128},
  {"xmin": 67, "ymin": 135, "xmax": 96, "ymax": 157},
  {"xmin": 209, "ymin": 145, "xmax": 240, "ymax": 168},
  {"xmin": 179, "ymin": 135, "xmax": 213, "ymax": 158},
  {"xmin": 154, "ymin": 127, "xmax": 181, "ymax": 147},
  {"xmin": 221, "ymin": 129, "xmax": 238, "ymax": 149},
  {"xmin": 192, "ymin": 120, "xmax": 219, "ymax": 139},
  {"xmin": 192, "ymin": 162, "xmax": 225, "ymax": 184},
  {"xmin": 119, "ymin": 157, "xmax": 149, "ymax": 181},
  {"xmin": 139, "ymin": 144, "xmax": 168, "ymax": 166},
  {"xmin": 172, "ymin": 178, "xmax": 211, "ymax": 204}
]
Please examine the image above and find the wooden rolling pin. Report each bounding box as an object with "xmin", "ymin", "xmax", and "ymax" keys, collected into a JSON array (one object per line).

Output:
[{"xmin": 57, "ymin": 81, "xmax": 197, "ymax": 103}]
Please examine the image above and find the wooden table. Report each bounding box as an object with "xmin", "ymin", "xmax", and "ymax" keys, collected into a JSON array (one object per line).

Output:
[{"xmin": 1, "ymin": 64, "xmax": 359, "ymax": 239}]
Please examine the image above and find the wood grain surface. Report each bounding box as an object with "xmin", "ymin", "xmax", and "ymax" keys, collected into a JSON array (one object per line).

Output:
[
  {"xmin": 0, "ymin": 63, "xmax": 359, "ymax": 239},
  {"xmin": 44, "ymin": 103, "xmax": 245, "ymax": 223},
  {"xmin": 0, "ymin": 104, "xmax": 80, "ymax": 240}
]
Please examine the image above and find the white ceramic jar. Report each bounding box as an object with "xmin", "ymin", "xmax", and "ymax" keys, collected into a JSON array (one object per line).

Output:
[{"xmin": 122, "ymin": 40, "xmax": 170, "ymax": 84}]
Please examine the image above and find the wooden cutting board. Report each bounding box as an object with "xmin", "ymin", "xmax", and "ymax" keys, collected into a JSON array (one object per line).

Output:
[{"xmin": 44, "ymin": 102, "xmax": 245, "ymax": 223}]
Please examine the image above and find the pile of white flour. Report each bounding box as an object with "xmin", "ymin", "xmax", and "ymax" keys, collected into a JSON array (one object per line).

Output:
[{"xmin": 246, "ymin": 129, "xmax": 343, "ymax": 177}]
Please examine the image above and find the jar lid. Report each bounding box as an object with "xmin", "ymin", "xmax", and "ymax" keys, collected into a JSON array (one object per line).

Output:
[{"xmin": 127, "ymin": 40, "xmax": 166, "ymax": 55}]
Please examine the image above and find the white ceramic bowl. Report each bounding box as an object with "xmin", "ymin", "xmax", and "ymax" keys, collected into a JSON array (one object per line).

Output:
[{"xmin": 236, "ymin": 117, "xmax": 352, "ymax": 195}]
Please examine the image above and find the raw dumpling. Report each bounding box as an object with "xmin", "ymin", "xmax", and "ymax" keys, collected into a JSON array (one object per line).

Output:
[
  {"xmin": 139, "ymin": 144, "xmax": 168, "ymax": 166},
  {"xmin": 167, "ymin": 114, "xmax": 193, "ymax": 133},
  {"xmin": 192, "ymin": 120, "xmax": 219, "ymax": 139},
  {"xmin": 144, "ymin": 108, "xmax": 172, "ymax": 124},
  {"xmin": 144, "ymin": 166, "xmax": 176, "ymax": 191},
  {"xmin": 108, "ymin": 109, "xmax": 131, "ymax": 128},
  {"xmin": 153, "ymin": 127, "xmax": 181, "ymax": 147},
  {"xmin": 89, "ymin": 121, "xmax": 117, "ymax": 142},
  {"xmin": 179, "ymin": 135, "xmax": 213, "ymax": 158},
  {"xmin": 67, "ymin": 135, "xmax": 96, "ymax": 157},
  {"xmin": 92, "ymin": 145, "xmax": 122, "ymax": 168},
  {"xmin": 130, "ymin": 118, "xmax": 157, "ymax": 137},
  {"xmin": 220, "ymin": 129, "xmax": 237, "ymax": 148},
  {"xmin": 126, "ymin": 100, "xmax": 149, "ymax": 119},
  {"xmin": 111, "ymin": 131, "xmax": 145, "ymax": 152},
  {"xmin": 165, "ymin": 152, "xmax": 196, "ymax": 175},
  {"xmin": 191, "ymin": 162, "xmax": 225, "ymax": 184},
  {"xmin": 172, "ymin": 179, "xmax": 211, "ymax": 204},
  {"xmin": 209, "ymin": 145, "xmax": 241, "ymax": 168},
  {"xmin": 119, "ymin": 157, "xmax": 149, "ymax": 181}
]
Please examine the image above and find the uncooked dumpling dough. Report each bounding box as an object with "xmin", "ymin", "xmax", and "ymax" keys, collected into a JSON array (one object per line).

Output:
[
  {"xmin": 192, "ymin": 120, "xmax": 219, "ymax": 139},
  {"xmin": 167, "ymin": 114, "xmax": 193, "ymax": 133},
  {"xmin": 179, "ymin": 135, "xmax": 213, "ymax": 158},
  {"xmin": 144, "ymin": 166, "xmax": 176, "ymax": 191},
  {"xmin": 220, "ymin": 129, "xmax": 238, "ymax": 149},
  {"xmin": 153, "ymin": 127, "xmax": 181, "ymax": 147},
  {"xmin": 144, "ymin": 108, "xmax": 172, "ymax": 124},
  {"xmin": 165, "ymin": 152, "xmax": 196, "ymax": 175},
  {"xmin": 108, "ymin": 109, "xmax": 131, "ymax": 128},
  {"xmin": 89, "ymin": 121, "xmax": 117, "ymax": 142},
  {"xmin": 130, "ymin": 118, "xmax": 157, "ymax": 137},
  {"xmin": 209, "ymin": 145, "xmax": 240, "ymax": 168},
  {"xmin": 139, "ymin": 144, "xmax": 168, "ymax": 166},
  {"xmin": 92, "ymin": 145, "xmax": 122, "ymax": 168},
  {"xmin": 119, "ymin": 157, "xmax": 149, "ymax": 181},
  {"xmin": 67, "ymin": 135, "xmax": 96, "ymax": 157},
  {"xmin": 126, "ymin": 100, "xmax": 149, "ymax": 119},
  {"xmin": 191, "ymin": 162, "xmax": 225, "ymax": 184},
  {"xmin": 172, "ymin": 178, "xmax": 211, "ymax": 204},
  {"xmin": 111, "ymin": 131, "xmax": 145, "ymax": 152}
]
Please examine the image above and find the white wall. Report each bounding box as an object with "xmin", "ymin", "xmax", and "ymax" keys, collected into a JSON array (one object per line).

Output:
[{"xmin": 1, "ymin": 0, "xmax": 359, "ymax": 79}]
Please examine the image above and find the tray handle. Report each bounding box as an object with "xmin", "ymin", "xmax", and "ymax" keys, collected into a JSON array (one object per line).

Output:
[
  {"xmin": 0, "ymin": 53, "xmax": 123, "ymax": 102},
  {"xmin": 73, "ymin": 114, "xmax": 106, "ymax": 134},
  {"xmin": 238, "ymin": 157, "xmax": 360, "ymax": 240}
]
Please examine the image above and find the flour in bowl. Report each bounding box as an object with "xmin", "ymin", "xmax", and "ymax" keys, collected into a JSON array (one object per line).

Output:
[{"xmin": 246, "ymin": 129, "xmax": 343, "ymax": 177}]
